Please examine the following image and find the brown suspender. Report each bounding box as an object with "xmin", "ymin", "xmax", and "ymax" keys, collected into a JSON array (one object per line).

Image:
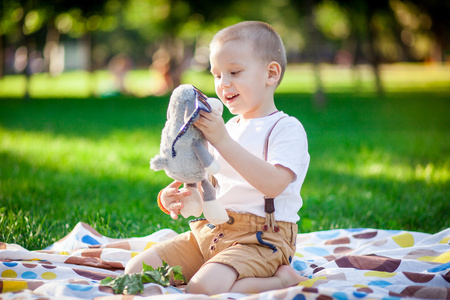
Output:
[
  {"xmin": 263, "ymin": 116, "xmax": 288, "ymax": 161},
  {"xmin": 263, "ymin": 116, "xmax": 288, "ymax": 232}
]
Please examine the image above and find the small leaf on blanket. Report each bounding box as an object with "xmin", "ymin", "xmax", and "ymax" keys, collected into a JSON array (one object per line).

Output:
[
  {"xmin": 101, "ymin": 273, "xmax": 144, "ymax": 295},
  {"xmin": 100, "ymin": 261, "xmax": 186, "ymax": 295},
  {"xmin": 141, "ymin": 262, "xmax": 170, "ymax": 286},
  {"xmin": 172, "ymin": 265, "xmax": 185, "ymax": 282}
]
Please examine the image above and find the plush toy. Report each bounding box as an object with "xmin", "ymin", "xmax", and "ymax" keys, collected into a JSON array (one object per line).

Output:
[{"xmin": 150, "ymin": 84, "xmax": 229, "ymax": 225}]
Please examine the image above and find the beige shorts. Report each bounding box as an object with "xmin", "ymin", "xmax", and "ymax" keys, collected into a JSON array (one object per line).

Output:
[{"xmin": 153, "ymin": 211, "xmax": 297, "ymax": 282}]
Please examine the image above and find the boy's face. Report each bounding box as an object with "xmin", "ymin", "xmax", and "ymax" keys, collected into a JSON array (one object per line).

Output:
[{"xmin": 209, "ymin": 40, "xmax": 272, "ymax": 119}]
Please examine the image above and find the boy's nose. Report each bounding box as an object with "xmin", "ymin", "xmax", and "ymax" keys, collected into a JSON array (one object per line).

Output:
[{"xmin": 218, "ymin": 76, "xmax": 231, "ymax": 89}]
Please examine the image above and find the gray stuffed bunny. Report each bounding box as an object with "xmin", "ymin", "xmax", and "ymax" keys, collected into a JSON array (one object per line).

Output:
[{"xmin": 150, "ymin": 84, "xmax": 229, "ymax": 225}]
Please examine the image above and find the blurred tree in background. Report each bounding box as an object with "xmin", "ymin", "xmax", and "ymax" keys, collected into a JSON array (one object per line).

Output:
[{"xmin": 0, "ymin": 0, "xmax": 449, "ymax": 97}]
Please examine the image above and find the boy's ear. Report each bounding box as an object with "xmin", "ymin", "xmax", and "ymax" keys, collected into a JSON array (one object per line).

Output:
[{"xmin": 266, "ymin": 61, "xmax": 282, "ymax": 86}]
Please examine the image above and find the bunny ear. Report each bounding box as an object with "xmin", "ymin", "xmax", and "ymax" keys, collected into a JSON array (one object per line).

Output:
[
  {"xmin": 171, "ymin": 86, "xmax": 211, "ymax": 158},
  {"xmin": 193, "ymin": 86, "xmax": 212, "ymax": 113}
]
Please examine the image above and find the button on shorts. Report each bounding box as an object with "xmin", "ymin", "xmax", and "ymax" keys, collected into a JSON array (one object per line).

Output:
[{"xmin": 152, "ymin": 211, "xmax": 297, "ymax": 282}]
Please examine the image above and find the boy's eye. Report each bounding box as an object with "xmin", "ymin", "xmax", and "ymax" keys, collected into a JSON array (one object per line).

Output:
[{"xmin": 231, "ymin": 71, "xmax": 240, "ymax": 75}]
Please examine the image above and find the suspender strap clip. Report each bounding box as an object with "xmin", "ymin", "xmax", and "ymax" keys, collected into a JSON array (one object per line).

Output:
[{"xmin": 264, "ymin": 196, "xmax": 275, "ymax": 214}]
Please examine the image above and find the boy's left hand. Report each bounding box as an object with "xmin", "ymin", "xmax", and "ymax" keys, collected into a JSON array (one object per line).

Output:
[{"xmin": 194, "ymin": 110, "xmax": 229, "ymax": 147}]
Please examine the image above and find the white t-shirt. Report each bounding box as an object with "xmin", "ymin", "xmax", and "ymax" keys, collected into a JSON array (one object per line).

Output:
[{"xmin": 212, "ymin": 111, "xmax": 310, "ymax": 223}]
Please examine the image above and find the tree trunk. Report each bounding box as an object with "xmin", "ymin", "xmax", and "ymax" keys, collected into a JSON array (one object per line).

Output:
[
  {"xmin": 17, "ymin": 7, "xmax": 31, "ymax": 99},
  {"xmin": 44, "ymin": 23, "xmax": 62, "ymax": 76},
  {"xmin": 151, "ymin": 37, "xmax": 189, "ymax": 95},
  {"xmin": 307, "ymin": 0, "xmax": 326, "ymax": 109},
  {"xmin": 365, "ymin": 6, "xmax": 384, "ymax": 97},
  {"xmin": 0, "ymin": 34, "xmax": 4, "ymax": 79},
  {"xmin": 351, "ymin": 28, "xmax": 363, "ymax": 91},
  {"xmin": 82, "ymin": 32, "xmax": 95, "ymax": 97},
  {"xmin": 23, "ymin": 35, "xmax": 32, "ymax": 99},
  {"xmin": 167, "ymin": 37, "xmax": 188, "ymax": 91}
]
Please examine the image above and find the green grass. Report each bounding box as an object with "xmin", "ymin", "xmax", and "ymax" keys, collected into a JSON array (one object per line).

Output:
[{"xmin": 0, "ymin": 64, "xmax": 449, "ymax": 250}]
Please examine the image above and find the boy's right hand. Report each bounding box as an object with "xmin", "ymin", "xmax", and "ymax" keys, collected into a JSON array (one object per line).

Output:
[{"xmin": 160, "ymin": 181, "xmax": 192, "ymax": 220}]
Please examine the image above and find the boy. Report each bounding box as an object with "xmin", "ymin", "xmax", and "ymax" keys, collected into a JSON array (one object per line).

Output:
[{"xmin": 125, "ymin": 21, "xmax": 310, "ymax": 295}]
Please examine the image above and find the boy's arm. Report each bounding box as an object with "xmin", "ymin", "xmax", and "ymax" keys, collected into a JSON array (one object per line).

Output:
[{"xmin": 195, "ymin": 112, "xmax": 294, "ymax": 198}]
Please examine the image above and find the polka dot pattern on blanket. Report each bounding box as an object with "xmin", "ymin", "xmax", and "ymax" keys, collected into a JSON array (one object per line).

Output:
[{"xmin": 0, "ymin": 223, "xmax": 449, "ymax": 299}]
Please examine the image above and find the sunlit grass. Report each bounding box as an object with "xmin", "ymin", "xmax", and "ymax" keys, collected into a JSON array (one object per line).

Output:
[
  {"xmin": 1, "ymin": 128, "xmax": 161, "ymax": 181},
  {"xmin": 0, "ymin": 64, "xmax": 449, "ymax": 250},
  {"xmin": 318, "ymin": 151, "xmax": 449, "ymax": 184}
]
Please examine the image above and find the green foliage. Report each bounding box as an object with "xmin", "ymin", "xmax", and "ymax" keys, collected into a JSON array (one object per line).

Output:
[
  {"xmin": 101, "ymin": 261, "xmax": 185, "ymax": 294},
  {"xmin": 101, "ymin": 273, "xmax": 144, "ymax": 295},
  {"xmin": 315, "ymin": 0, "xmax": 350, "ymax": 40}
]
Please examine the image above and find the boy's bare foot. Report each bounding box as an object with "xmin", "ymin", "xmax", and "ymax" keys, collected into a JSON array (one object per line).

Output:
[{"xmin": 274, "ymin": 265, "xmax": 308, "ymax": 288}]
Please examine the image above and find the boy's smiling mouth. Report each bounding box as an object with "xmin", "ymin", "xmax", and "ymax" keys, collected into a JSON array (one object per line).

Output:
[{"xmin": 225, "ymin": 93, "xmax": 239, "ymax": 103}]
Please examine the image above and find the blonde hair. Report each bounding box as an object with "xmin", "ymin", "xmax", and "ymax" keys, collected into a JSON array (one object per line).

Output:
[{"xmin": 210, "ymin": 21, "xmax": 287, "ymax": 85}]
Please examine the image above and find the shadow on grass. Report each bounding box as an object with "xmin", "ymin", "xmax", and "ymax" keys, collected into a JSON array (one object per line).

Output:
[
  {"xmin": 0, "ymin": 151, "xmax": 189, "ymax": 250},
  {"xmin": 0, "ymin": 96, "xmax": 170, "ymax": 140}
]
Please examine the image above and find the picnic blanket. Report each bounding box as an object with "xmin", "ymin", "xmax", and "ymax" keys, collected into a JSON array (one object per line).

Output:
[{"xmin": 0, "ymin": 222, "xmax": 449, "ymax": 300}]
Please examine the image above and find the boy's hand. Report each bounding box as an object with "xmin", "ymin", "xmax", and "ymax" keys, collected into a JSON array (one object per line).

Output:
[
  {"xmin": 161, "ymin": 181, "xmax": 191, "ymax": 220},
  {"xmin": 195, "ymin": 110, "xmax": 229, "ymax": 147}
]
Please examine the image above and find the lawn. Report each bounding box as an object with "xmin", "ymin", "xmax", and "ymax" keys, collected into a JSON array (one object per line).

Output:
[{"xmin": 0, "ymin": 63, "xmax": 449, "ymax": 250}]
